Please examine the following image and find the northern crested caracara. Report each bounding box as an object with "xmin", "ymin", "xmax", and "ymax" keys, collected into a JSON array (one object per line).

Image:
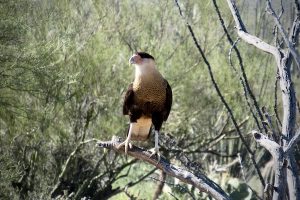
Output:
[{"xmin": 117, "ymin": 52, "xmax": 172, "ymax": 160}]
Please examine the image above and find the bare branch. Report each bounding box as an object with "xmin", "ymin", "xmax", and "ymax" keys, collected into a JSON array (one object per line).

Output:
[
  {"xmin": 226, "ymin": 0, "xmax": 281, "ymax": 62},
  {"xmin": 97, "ymin": 137, "xmax": 231, "ymax": 200},
  {"xmin": 289, "ymin": 1, "xmax": 300, "ymax": 45},
  {"xmin": 213, "ymin": 0, "xmax": 267, "ymax": 133},
  {"xmin": 226, "ymin": 0, "xmax": 297, "ymax": 144},
  {"xmin": 153, "ymin": 171, "xmax": 166, "ymax": 200},
  {"xmin": 251, "ymin": 131, "xmax": 287, "ymax": 200},
  {"xmin": 175, "ymin": 0, "xmax": 266, "ymax": 188},
  {"xmin": 284, "ymin": 128, "xmax": 300, "ymax": 154},
  {"xmin": 266, "ymin": 0, "xmax": 300, "ymax": 70},
  {"xmin": 212, "ymin": 157, "xmax": 239, "ymax": 173},
  {"xmin": 252, "ymin": 131, "xmax": 281, "ymax": 158},
  {"xmin": 274, "ymin": 70, "xmax": 282, "ymax": 128}
]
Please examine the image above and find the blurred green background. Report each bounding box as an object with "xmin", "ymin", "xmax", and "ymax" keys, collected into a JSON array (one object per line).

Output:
[{"xmin": 0, "ymin": 0, "xmax": 299, "ymax": 199}]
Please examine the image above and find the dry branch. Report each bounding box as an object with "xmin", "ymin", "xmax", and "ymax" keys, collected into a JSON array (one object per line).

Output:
[
  {"xmin": 212, "ymin": 0, "xmax": 266, "ymax": 133},
  {"xmin": 226, "ymin": 0, "xmax": 300, "ymax": 199},
  {"xmin": 252, "ymin": 131, "xmax": 286, "ymax": 200},
  {"xmin": 266, "ymin": 0, "xmax": 300, "ymax": 69},
  {"xmin": 97, "ymin": 136, "xmax": 231, "ymax": 200},
  {"xmin": 284, "ymin": 129, "xmax": 300, "ymax": 154},
  {"xmin": 175, "ymin": 0, "xmax": 265, "ymax": 188}
]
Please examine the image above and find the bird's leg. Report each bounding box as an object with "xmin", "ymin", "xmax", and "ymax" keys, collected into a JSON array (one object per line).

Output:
[
  {"xmin": 149, "ymin": 130, "xmax": 161, "ymax": 162},
  {"xmin": 117, "ymin": 123, "xmax": 133, "ymax": 154}
]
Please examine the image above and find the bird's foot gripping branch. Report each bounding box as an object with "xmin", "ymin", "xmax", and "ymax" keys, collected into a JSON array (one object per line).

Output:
[{"xmin": 97, "ymin": 136, "xmax": 231, "ymax": 200}]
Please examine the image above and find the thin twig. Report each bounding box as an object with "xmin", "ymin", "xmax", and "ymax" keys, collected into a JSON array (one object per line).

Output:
[
  {"xmin": 237, "ymin": 153, "xmax": 246, "ymax": 182},
  {"xmin": 261, "ymin": 106, "xmax": 277, "ymax": 140},
  {"xmin": 297, "ymin": 100, "xmax": 300, "ymax": 116},
  {"xmin": 150, "ymin": 176, "xmax": 196, "ymax": 200},
  {"xmin": 175, "ymin": 0, "xmax": 265, "ymax": 188},
  {"xmin": 51, "ymin": 139, "xmax": 99, "ymax": 197},
  {"xmin": 152, "ymin": 171, "xmax": 166, "ymax": 200},
  {"xmin": 266, "ymin": 0, "xmax": 300, "ymax": 70},
  {"xmin": 228, "ymin": 38, "xmax": 262, "ymax": 131},
  {"xmin": 213, "ymin": 0, "xmax": 267, "ymax": 134}
]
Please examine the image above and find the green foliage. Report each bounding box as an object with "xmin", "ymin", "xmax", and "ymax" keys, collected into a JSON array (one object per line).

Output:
[{"xmin": 0, "ymin": 0, "xmax": 299, "ymax": 199}]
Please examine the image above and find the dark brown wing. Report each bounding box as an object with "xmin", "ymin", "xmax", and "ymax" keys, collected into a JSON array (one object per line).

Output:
[
  {"xmin": 123, "ymin": 83, "xmax": 134, "ymax": 115},
  {"xmin": 163, "ymin": 80, "xmax": 172, "ymax": 121}
]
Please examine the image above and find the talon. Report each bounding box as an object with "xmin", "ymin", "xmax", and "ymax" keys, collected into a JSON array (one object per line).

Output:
[
  {"xmin": 117, "ymin": 140, "xmax": 132, "ymax": 155},
  {"xmin": 149, "ymin": 147, "xmax": 161, "ymax": 163}
]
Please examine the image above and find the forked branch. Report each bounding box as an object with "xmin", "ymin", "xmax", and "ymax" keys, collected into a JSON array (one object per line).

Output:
[{"xmin": 226, "ymin": 0, "xmax": 300, "ymax": 199}]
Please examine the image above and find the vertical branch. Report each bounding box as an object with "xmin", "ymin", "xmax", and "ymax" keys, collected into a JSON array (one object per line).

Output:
[
  {"xmin": 152, "ymin": 171, "xmax": 166, "ymax": 200},
  {"xmin": 289, "ymin": 1, "xmax": 300, "ymax": 45},
  {"xmin": 226, "ymin": 0, "xmax": 300, "ymax": 199},
  {"xmin": 252, "ymin": 131, "xmax": 287, "ymax": 200},
  {"xmin": 297, "ymin": 100, "xmax": 300, "ymax": 116},
  {"xmin": 228, "ymin": 38, "xmax": 262, "ymax": 131},
  {"xmin": 174, "ymin": 0, "xmax": 265, "ymax": 188},
  {"xmin": 274, "ymin": 69, "xmax": 282, "ymax": 128},
  {"xmin": 266, "ymin": 0, "xmax": 300, "ymax": 70},
  {"xmin": 212, "ymin": 0, "xmax": 268, "ymax": 134}
]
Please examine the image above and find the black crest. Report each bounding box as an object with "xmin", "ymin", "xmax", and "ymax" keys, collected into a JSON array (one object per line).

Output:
[{"xmin": 137, "ymin": 52, "xmax": 155, "ymax": 60}]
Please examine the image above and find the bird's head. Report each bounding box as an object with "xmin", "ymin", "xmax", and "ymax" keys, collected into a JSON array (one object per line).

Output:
[{"xmin": 129, "ymin": 52, "xmax": 155, "ymax": 67}]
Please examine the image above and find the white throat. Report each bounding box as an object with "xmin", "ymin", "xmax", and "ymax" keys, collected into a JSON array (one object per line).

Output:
[{"xmin": 134, "ymin": 61, "xmax": 157, "ymax": 77}]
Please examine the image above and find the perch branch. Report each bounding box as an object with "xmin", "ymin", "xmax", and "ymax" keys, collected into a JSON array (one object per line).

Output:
[{"xmin": 97, "ymin": 137, "xmax": 231, "ymax": 200}]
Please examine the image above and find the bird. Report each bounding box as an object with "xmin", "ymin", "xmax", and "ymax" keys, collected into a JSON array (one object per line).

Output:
[{"xmin": 117, "ymin": 52, "xmax": 172, "ymax": 161}]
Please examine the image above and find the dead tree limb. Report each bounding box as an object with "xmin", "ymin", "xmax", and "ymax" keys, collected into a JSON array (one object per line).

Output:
[
  {"xmin": 284, "ymin": 129, "xmax": 300, "ymax": 155},
  {"xmin": 226, "ymin": 0, "xmax": 300, "ymax": 199},
  {"xmin": 253, "ymin": 128, "xmax": 300, "ymax": 199},
  {"xmin": 252, "ymin": 131, "xmax": 286, "ymax": 200},
  {"xmin": 97, "ymin": 137, "xmax": 231, "ymax": 200},
  {"xmin": 266, "ymin": 0, "xmax": 300, "ymax": 70}
]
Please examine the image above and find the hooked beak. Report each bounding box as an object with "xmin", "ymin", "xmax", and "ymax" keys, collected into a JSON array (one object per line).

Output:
[
  {"xmin": 129, "ymin": 54, "xmax": 141, "ymax": 65},
  {"xmin": 129, "ymin": 55, "xmax": 135, "ymax": 64}
]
